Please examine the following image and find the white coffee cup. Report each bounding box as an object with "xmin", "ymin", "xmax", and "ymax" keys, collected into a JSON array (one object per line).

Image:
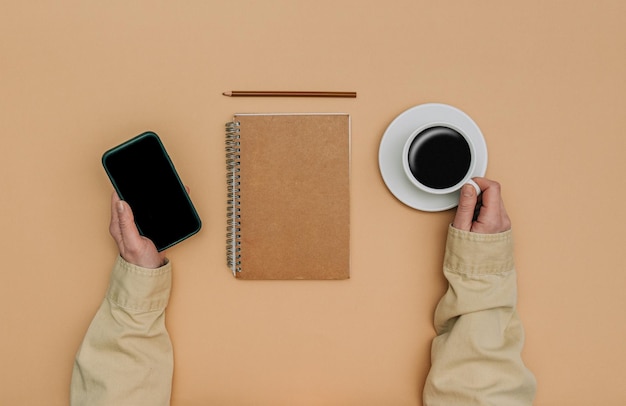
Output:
[{"xmin": 402, "ymin": 123, "xmax": 479, "ymax": 195}]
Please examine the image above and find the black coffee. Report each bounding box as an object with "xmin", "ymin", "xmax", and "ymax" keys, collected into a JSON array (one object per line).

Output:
[{"xmin": 407, "ymin": 126, "xmax": 471, "ymax": 190}]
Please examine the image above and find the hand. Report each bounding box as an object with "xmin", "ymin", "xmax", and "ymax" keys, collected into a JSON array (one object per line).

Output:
[
  {"xmin": 452, "ymin": 177, "xmax": 511, "ymax": 234},
  {"xmin": 109, "ymin": 192, "xmax": 166, "ymax": 268}
]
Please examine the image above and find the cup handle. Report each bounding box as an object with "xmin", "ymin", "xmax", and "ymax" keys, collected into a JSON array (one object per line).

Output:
[{"xmin": 466, "ymin": 179, "xmax": 481, "ymax": 195}]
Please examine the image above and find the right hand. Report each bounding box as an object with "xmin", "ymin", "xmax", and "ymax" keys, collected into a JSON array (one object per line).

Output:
[{"xmin": 452, "ymin": 177, "xmax": 511, "ymax": 234}]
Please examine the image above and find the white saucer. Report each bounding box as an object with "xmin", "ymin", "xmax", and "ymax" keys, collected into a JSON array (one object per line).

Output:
[{"xmin": 378, "ymin": 103, "xmax": 488, "ymax": 211}]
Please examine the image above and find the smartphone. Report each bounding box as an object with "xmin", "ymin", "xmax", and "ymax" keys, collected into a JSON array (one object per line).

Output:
[{"xmin": 102, "ymin": 131, "xmax": 201, "ymax": 251}]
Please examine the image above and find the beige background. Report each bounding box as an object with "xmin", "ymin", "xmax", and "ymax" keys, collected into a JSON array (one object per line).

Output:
[{"xmin": 1, "ymin": 1, "xmax": 625, "ymax": 405}]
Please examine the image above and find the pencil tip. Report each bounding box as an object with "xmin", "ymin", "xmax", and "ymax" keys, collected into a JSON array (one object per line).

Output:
[{"xmin": 222, "ymin": 91, "xmax": 232, "ymax": 96}]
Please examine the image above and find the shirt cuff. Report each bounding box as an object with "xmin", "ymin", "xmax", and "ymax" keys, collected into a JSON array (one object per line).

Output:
[
  {"xmin": 106, "ymin": 255, "xmax": 172, "ymax": 313},
  {"xmin": 444, "ymin": 225, "xmax": 515, "ymax": 276}
]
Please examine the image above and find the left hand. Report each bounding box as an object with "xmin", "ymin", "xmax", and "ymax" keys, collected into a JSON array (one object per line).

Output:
[{"xmin": 109, "ymin": 192, "xmax": 166, "ymax": 268}]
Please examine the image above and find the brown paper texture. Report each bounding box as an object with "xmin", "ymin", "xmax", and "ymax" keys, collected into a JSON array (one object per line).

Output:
[{"xmin": 234, "ymin": 114, "xmax": 350, "ymax": 280}]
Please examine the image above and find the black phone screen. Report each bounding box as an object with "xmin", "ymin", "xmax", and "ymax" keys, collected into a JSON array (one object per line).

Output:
[{"xmin": 102, "ymin": 131, "xmax": 201, "ymax": 251}]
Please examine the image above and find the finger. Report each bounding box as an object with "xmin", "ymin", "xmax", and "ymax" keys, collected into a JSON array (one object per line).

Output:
[
  {"xmin": 471, "ymin": 178, "xmax": 511, "ymax": 233},
  {"xmin": 116, "ymin": 199, "xmax": 143, "ymax": 247},
  {"xmin": 109, "ymin": 192, "xmax": 122, "ymax": 240},
  {"xmin": 476, "ymin": 178, "xmax": 501, "ymax": 208},
  {"xmin": 466, "ymin": 179, "xmax": 481, "ymax": 196},
  {"xmin": 452, "ymin": 183, "xmax": 478, "ymax": 231},
  {"xmin": 474, "ymin": 179, "xmax": 502, "ymax": 224},
  {"xmin": 470, "ymin": 177, "xmax": 494, "ymax": 194}
]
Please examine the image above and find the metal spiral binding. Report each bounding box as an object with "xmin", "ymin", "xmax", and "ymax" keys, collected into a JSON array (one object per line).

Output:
[{"xmin": 225, "ymin": 121, "xmax": 242, "ymax": 275}]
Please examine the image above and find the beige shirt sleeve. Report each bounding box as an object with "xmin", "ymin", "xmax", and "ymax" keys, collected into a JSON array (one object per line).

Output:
[
  {"xmin": 70, "ymin": 256, "xmax": 173, "ymax": 406},
  {"xmin": 423, "ymin": 226, "xmax": 536, "ymax": 405}
]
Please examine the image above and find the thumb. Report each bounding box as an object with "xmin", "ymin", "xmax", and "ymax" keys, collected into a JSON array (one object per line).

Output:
[
  {"xmin": 452, "ymin": 183, "xmax": 478, "ymax": 231},
  {"xmin": 116, "ymin": 200, "xmax": 141, "ymax": 243}
]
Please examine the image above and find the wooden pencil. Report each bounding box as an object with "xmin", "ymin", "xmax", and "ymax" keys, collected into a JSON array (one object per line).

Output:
[{"xmin": 222, "ymin": 91, "xmax": 357, "ymax": 98}]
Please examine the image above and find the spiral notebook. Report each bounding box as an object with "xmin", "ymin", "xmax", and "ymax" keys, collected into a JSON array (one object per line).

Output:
[{"xmin": 226, "ymin": 113, "xmax": 350, "ymax": 280}]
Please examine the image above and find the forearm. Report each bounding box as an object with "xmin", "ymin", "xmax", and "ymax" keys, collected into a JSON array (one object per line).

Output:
[
  {"xmin": 423, "ymin": 226, "xmax": 536, "ymax": 405},
  {"xmin": 71, "ymin": 256, "xmax": 174, "ymax": 406}
]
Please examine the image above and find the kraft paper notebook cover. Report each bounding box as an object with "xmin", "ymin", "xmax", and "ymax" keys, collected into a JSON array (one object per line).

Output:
[{"xmin": 225, "ymin": 113, "xmax": 350, "ymax": 280}]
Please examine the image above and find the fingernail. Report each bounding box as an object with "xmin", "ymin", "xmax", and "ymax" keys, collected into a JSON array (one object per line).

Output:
[
  {"xmin": 117, "ymin": 201, "xmax": 124, "ymax": 213},
  {"xmin": 466, "ymin": 179, "xmax": 481, "ymax": 195},
  {"xmin": 462, "ymin": 184, "xmax": 474, "ymax": 197}
]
